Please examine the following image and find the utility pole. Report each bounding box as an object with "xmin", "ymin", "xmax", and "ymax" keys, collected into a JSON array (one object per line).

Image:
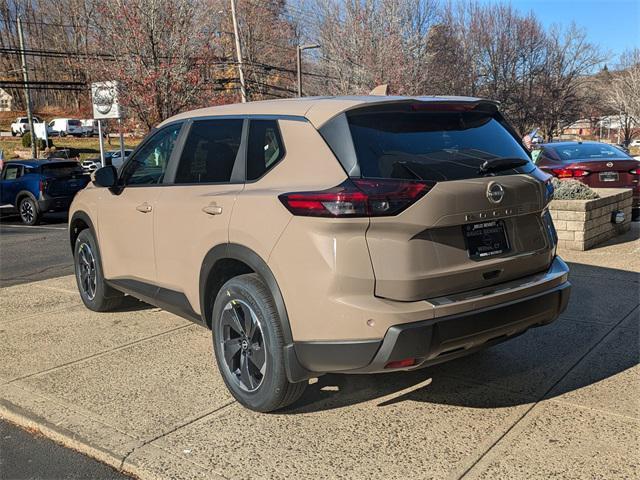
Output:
[
  {"xmin": 17, "ymin": 17, "xmax": 37, "ymax": 158},
  {"xmin": 296, "ymin": 44, "xmax": 320, "ymax": 97},
  {"xmin": 230, "ymin": 0, "xmax": 246, "ymax": 103}
]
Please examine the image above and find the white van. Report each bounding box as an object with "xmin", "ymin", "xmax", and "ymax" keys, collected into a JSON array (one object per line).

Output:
[{"xmin": 47, "ymin": 118, "xmax": 84, "ymax": 137}]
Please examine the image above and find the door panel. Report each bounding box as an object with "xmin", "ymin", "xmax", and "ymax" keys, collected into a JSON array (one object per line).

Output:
[
  {"xmin": 154, "ymin": 185, "xmax": 243, "ymax": 313},
  {"xmin": 154, "ymin": 118, "xmax": 245, "ymax": 313},
  {"xmin": 98, "ymin": 187, "xmax": 160, "ymax": 282},
  {"xmin": 98, "ymin": 122, "xmax": 183, "ymax": 283}
]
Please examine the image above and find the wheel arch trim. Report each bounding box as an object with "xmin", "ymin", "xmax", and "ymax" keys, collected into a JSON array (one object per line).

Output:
[
  {"xmin": 69, "ymin": 211, "xmax": 98, "ymax": 252},
  {"xmin": 199, "ymin": 243, "xmax": 314, "ymax": 383}
]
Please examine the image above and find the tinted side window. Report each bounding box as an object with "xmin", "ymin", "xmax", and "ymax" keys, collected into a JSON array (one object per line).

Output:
[
  {"xmin": 123, "ymin": 123, "xmax": 181, "ymax": 185},
  {"xmin": 3, "ymin": 165, "xmax": 21, "ymax": 180},
  {"xmin": 175, "ymin": 119, "xmax": 243, "ymax": 184},
  {"xmin": 247, "ymin": 120, "xmax": 284, "ymax": 181}
]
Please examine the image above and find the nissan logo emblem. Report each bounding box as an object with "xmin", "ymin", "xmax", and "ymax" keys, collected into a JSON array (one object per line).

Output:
[
  {"xmin": 606, "ymin": 162, "xmax": 614, "ymax": 168},
  {"xmin": 487, "ymin": 182, "xmax": 505, "ymax": 204}
]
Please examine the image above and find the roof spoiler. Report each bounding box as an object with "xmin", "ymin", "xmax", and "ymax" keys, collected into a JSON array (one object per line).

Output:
[{"xmin": 369, "ymin": 84, "xmax": 389, "ymax": 96}]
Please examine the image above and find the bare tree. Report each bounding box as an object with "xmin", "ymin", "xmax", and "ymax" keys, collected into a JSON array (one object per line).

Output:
[
  {"xmin": 600, "ymin": 49, "xmax": 640, "ymax": 144},
  {"xmin": 307, "ymin": 0, "xmax": 438, "ymax": 95},
  {"xmin": 87, "ymin": 0, "xmax": 225, "ymax": 129},
  {"xmin": 535, "ymin": 24, "xmax": 606, "ymax": 140}
]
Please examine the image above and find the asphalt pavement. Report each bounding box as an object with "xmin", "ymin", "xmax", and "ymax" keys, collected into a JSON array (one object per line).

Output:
[
  {"xmin": 0, "ymin": 210, "xmax": 131, "ymax": 480},
  {"xmin": 0, "ymin": 211, "xmax": 73, "ymax": 288},
  {"xmin": 0, "ymin": 420, "xmax": 129, "ymax": 480}
]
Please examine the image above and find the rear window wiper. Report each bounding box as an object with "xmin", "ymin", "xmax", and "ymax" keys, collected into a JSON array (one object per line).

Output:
[{"xmin": 478, "ymin": 157, "xmax": 529, "ymax": 175}]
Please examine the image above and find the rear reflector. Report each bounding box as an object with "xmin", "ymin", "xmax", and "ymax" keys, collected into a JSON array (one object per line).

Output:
[
  {"xmin": 551, "ymin": 168, "xmax": 590, "ymax": 178},
  {"xmin": 385, "ymin": 358, "xmax": 417, "ymax": 369},
  {"xmin": 279, "ymin": 178, "xmax": 430, "ymax": 218}
]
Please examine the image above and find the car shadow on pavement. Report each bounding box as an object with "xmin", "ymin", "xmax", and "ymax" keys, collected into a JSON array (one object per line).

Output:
[
  {"xmin": 282, "ymin": 262, "xmax": 639, "ymax": 414},
  {"xmin": 112, "ymin": 295, "xmax": 156, "ymax": 312},
  {"xmin": 0, "ymin": 210, "xmax": 68, "ymax": 225}
]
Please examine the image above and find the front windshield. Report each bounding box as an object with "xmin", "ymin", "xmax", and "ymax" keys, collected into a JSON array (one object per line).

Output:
[{"xmin": 345, "ymin": 109, "xmax": 533, "ymax": 182}]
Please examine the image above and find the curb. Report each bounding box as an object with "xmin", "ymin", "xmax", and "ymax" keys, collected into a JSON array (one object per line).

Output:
[{"xmin": 0, "ymin": 398, "xmax": 137, "ymax": 478}]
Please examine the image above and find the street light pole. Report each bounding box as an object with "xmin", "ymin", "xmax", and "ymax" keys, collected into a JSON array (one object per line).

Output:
[
  {"xmin": 17, "ymin": 17, "xmax": 37, "ymax": 158},
  {"xmin": 230, "ymin": 0, "xmax": 247, "ymax": 103},
  {"xmin": 296, "ymin": 44, "xmax": 320, "ymax": 97}
]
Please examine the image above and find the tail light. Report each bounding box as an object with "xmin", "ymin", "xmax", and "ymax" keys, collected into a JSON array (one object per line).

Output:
[
  {"xmin": 39, "ymin": 179, "xmax": 47, "ymax": 193},
  {"xmin": 279, "ymin": 178, "xmax": 431, "ymax": 218},
  {"xmin": 385, "ymin": 358, "xmax": 417, "ymax": 369},
  {"xmin": 551, "ymin": 168, "xmax": 590, "ymax": 178}
]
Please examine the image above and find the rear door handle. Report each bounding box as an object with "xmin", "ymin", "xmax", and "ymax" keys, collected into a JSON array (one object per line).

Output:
[
  {"xmin": 202, "ymin": 205, "xmax": 223, "ymax": 215},
  {"xmin": 136, "ymin": 203, "xmax": 153, "ymax": 213}
]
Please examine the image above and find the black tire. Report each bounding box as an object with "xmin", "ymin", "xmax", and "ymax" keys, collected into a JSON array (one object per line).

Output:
[
  {"xmin": 11, "ymin": 129, "xmax": 16, "ymax": 137},
  {"xmin": 18, "ymin": 196, "xmax": 40, "ymax": 226},
  {"xmin": 74, "ymin": 229, "xmax": 124, "ymax": 311},
  {"xmin": 212, "ymin": 274, "xmax": 306, "ymax": 412}
]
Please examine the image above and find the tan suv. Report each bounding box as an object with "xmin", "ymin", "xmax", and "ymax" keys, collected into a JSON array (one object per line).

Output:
[{"xmin": 69, "ymin": 96, "xmax": 571, "ymax": 412}]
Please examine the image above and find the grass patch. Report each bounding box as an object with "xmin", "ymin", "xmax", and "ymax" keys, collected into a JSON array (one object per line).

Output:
[{"xmin": 0, "ymin": 136, "xmax": 141, "ymax": 161}]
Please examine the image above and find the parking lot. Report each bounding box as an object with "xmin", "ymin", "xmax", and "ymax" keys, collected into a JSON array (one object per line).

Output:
[
  {"xmin": 0, "ymin": 211, "xmax": 72, "ymax": 288},
  {"xmin": 0, "ymin": 215, "xmax": 638, "ymax": 479}
]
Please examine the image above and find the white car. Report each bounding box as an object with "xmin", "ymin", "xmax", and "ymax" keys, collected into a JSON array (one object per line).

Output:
[
  {"xmin": 47, "ymin": 118, "xmax": 84, "ymax": 137},
  {"xmin": 629, "ymin": 139, "xmax": 640, "ymax": 148},
  {"xmin": 10, "ymin": 116, "xmax": 44, "ymax": 136},
  {"xmin": 80, "ymin": 119, "xmax": 99, "ymax": 137}
]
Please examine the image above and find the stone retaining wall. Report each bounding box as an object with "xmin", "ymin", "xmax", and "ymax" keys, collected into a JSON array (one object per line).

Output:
[{"xmin": 549, "ymin": 188, "xmax": 633, "ymax": 251}]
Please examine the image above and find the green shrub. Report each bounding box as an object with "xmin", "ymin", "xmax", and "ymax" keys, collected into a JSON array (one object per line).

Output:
[
  {"xmin": 21, "ymin": 132, "xmax": 53, "ymax": 152},
  {"xmin": 551, "ymin": 178, "xmax": 599, "ymax": 200}
]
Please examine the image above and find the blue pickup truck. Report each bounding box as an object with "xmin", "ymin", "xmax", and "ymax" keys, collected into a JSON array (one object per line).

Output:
[{"xmin": 0, "ymin": 160, "xmax": 90, "ymax": 225}]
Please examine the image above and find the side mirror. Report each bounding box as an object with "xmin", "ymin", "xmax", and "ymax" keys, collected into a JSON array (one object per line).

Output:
[{"xmin": 93, "ymin": 165, "xmax": 117, "ymax": 188}]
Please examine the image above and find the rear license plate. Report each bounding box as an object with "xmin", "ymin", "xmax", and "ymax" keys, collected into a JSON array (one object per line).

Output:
[
  {"xmin": 599, "ymin": 171, "xmax": 619, "ymax": 182},
  {"xmin": 463, "ymin": 220, "xmax": 510, "ymax": 260}
]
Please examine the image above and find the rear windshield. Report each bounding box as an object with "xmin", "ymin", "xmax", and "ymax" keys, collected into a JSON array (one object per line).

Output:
[
  {"xmin": 321, "ymin": 104, "xmax": 534, "ymax": 182},
  {"xmin": 547, "ymin": 143, "xmax": 631, "ymax": 161},
  {"xmin": 41, "ymin": 163, "xmax": 84, "ymax": 177}
]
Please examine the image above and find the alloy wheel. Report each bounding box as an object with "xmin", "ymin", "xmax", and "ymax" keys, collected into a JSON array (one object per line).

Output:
[
  {"xmin": 77, "ymin": 242, "xmax": 97, "ymax": 300},
  {"xmin": 20, "ymin": 200, "xmax": 34, "ymax": 224},
  {"xmin": 219, "ymin": 299, "xmax": 266, "ymax": 392}
]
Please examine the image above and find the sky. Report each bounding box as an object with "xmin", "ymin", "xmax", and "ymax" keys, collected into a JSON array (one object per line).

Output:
[{"xmin": 481, "ymin": 0, "xmax": 639, "ymax": 63}]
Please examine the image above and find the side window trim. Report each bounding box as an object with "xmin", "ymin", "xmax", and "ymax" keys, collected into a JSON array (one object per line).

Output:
[
  {"xmin": 162, "ymin": 119, "xmax": 192, "ymax": 184},
  {"xmin": 118, "ymin": 121, "xmax": 185, "ymax": 187},
  {"xmin": 231, "ymin": 119, "xmax": 249, "ymax": 183}
]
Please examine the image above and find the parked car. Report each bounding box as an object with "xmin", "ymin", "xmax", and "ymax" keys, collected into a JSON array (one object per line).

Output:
[
  {"xmin": 629, "ymin": 139, "xmax": 640, "ymax": 148},
  {"xmin": 47, "ymin": 118, "xmax": 84, "ymax": 137},
  {"xmin": 81, "ymin": 159, "xmax": 102, "ymax": 173},
  {"xmin": 81, "ymin": 150, "xmax": 133, "ymax": 173},
  {"xmin": 109, "ymin": 149, "xmax": 133, "ymax": 168},
  {"xmin": 1, "ymin": 159, "xmax": 90, "ymax": 225},
  {"xmin": 69, "ymin": 96, "xmax": 570, "ymax": 412},
  {"xmin": 80, "ymin": 119, "xmax": 99, "ymax": 137},
  {"xmin": 535, "ymin": 141, "xmax": 640, "ymax": 214},
  {"xmin": 10, "ymin": 116, "xmax": 44, "ymax": 136}
]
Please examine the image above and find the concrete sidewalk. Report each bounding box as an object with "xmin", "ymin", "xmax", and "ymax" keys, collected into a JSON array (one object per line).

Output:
[{"xmin": 1, "ymin": 226, "xmax": 638, "ymax": 479}]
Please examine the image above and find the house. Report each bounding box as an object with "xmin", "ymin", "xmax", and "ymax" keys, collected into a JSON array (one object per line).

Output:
[
  {"xmin": 0, "ymin": 88, "xmax": 13, "ymax": 111},
  {"xmin": 562, "ymin": 118, "xmax": 595, "ymax": 137}
]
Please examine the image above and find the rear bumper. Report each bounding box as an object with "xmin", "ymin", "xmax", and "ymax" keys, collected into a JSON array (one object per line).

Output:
[
  {"xmin": 38, "ymin": 195, "xmax": 74, "ymax": 212},
  {"xmin": 293, "ymin": 257, "xmax": 571, "ymax": 376}
]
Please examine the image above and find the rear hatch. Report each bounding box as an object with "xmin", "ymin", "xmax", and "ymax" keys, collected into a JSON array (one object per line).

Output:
[
  {"xmin": 41, "ymin": 162, "xmax": 90, "ymax": 196},
  {"xmin": 320, "ymin": 101, "xmax": 555, "ymax": 301}
]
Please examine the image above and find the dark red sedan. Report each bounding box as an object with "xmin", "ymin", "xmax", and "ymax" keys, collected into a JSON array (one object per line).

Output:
[{"xmin": 535, "ymin": 141, "xmax": 639, "ymax": 212}]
